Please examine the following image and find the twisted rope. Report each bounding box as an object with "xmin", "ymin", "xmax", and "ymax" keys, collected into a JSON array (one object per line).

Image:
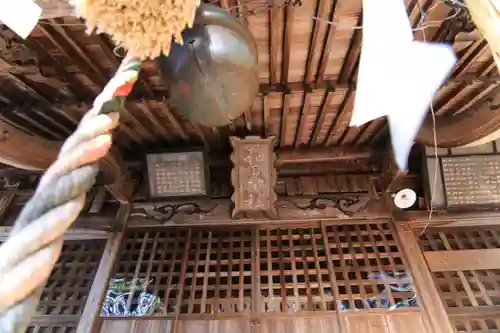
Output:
[{"xmin": 0, "ymin": 54, "xmax": 141, "ymax": 333}]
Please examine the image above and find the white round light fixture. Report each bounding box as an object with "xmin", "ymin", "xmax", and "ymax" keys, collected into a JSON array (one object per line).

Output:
[{"xmin": 393, "ymin": 189, "xmax": 417, "ymax": 209}]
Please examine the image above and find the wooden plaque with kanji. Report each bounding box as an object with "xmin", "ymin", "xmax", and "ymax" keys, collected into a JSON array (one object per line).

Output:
[{"xmin": 230, "ymin": 136, "xmax": 277, "ymax": 218}]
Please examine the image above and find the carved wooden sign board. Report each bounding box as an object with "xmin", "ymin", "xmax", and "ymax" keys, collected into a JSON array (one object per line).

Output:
[{"xmin": 230, "ymin": 136, "xmax": 278, "ymax": 218}]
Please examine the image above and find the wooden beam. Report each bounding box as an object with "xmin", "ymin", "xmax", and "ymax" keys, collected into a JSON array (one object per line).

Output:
[
  {"xmin": 394, "ymin": 224, "xmax": 455, "ymax": 333},
  {"xmin": 447, "ymin": 305, "xmax": 500, "ymax": 318},
  {"xmin": 76, "ymin": 206, "xmax": 128, "ymax": 333},
  {"xmin": 268, "ymin": 0, "xmax": 280, "ymax": 85},
  {"xmin": 275, "ymin": 146, "xmax": 376, "ymax": 165},
  {"xmin": 0, "ymin": 117, "xmax": 59, "ymax": 170},
  {"xmin": 4, "ymin": 74, "xmax": 494, "ymax": 112},
  {"xmin": 281, "ymin": 4, "xmax": 294, "ymax": 85},
  {"xmin": 0, "ymin": 117, "xmax": 134, "ymax": 203},
  {"xmin": 304, "ymin": 0, "xmax": 329, "ymax": 84},
  {"xmin": 127, "ymin": 195, "xmax": 387, "ymax": 228},
  {"xmin": 30, "ymin": 315, "xmax": 80, "ymax": 326},
  {"xmin": 400, "ymin": 210, "xmax": 500, "ymax": 229},
  {"xmin": 424, "ymin": 249, "xmax": 500, "ymax": 272},
  {"xmin": 0, "ymin": 226, "xmax": 110, "ymax": 241}
]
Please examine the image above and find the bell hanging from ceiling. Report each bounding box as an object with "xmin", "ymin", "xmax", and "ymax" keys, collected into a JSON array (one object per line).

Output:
[{"xmin": 156, "ymin": 4, "xmax": 259, "ymax": 127}]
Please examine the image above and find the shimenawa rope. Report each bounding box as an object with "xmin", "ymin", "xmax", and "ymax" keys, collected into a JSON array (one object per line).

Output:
[{"xmin": 0, "ymin": 54, "xmax": 142, "ymax": 333}]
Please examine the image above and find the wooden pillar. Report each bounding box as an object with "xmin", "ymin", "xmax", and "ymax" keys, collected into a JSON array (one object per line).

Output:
[
  {"xmin": 250, "ymin": 228, "xmax": 261, "ymax": 332},
  {"xmin": 100, "ymin": 148, "xmax": 135, "ymax": 204},
  {"xmin": 377, "ymin": 143, "xmax": 407, "ymax": 193},
  {"xmin": 394, "ymin": 223, "xmax": 454, "ymax": 333},
  {"xmin": 76, "ymin": 204, "xmax": 129, "ymax": 333}
]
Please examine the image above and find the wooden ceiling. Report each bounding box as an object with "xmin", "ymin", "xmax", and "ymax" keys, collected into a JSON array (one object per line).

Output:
[{"xmin": 0, "ymin": 0, "xmax": 496, "ymax": 158}]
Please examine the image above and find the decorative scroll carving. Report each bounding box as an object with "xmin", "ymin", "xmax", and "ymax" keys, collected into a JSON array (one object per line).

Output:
[
  {"xmin": 130, "ymin": 201, "xmax": 222, "ymax": 224},
  {"xmin": 230, "ymin": 136, "xmax": 278, "ymax": 218},
  {"xmin": 284, "ymin": 196, "xmax": 364, "ymax": 217},
  {"xmin": 128, "ymin": 194, "xmax": 373, "ymax": 227},
  {"xmin": 277, "ymin": 195, "xmax": 371, "ymax": 219}
]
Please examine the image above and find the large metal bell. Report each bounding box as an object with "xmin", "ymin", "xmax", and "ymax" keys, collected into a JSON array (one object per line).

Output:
[{"xmin": 156, "ymin": 4, "xmax": 259, "ymax": 127}]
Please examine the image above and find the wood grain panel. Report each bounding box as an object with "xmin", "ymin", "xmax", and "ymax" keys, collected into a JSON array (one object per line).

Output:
[
  {"xmin": 343, "ymin": 314, "xmax": 388, "ymax": 333},
  {"xmin": 385, "ymin": 313, "xmax": 430, "ymax": 333},
  {"xmin": 261, "ymin": 317, "xmax": 340, "ymax": 333},
  {"xmin": 99, "ymin": 313, "xmax": 431, "ymax": 333},
  {"xmin": 100, "ymin": 319, "xmax": 250, "ymax": 333},
  {"xmin": 424, "ymin": 249, "xmax": 500, "ymax": 272},
  {"xmin": 343, "ymin": 312, "xmax": 431, "ymax": 333}
]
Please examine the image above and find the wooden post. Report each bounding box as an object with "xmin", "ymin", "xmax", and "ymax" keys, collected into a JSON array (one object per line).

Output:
[
  {"xmin": 377, "ymin": 143, "xmax": 407, "ymax": 193},
  {"xmin": 250, "ymin": 228, "xmax": 261, "ymax": 332},
  {"xmin": 100, "ymin": 148, "xmax": 135, "ymax": 204},
  {"xmin": 75, "ymin": 204, "xmax": 129, "ymax": 333},
  {"xmin": 394, "ymin": 223, "xmax": 455, "ymax": 333}
]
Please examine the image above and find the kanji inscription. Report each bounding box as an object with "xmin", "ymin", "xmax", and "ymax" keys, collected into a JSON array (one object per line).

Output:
[
  {"xmin": 230, "ymin": 136, "xmax": 277, "ymax": 218},
  {"xmin": 441, "ymin": 155, "xmax": 500, "ymax": 206}
]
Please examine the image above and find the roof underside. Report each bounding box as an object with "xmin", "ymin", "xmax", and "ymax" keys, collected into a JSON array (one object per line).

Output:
[{"xmin": 0, "ymin": 0, "xmax": 495, "ymax": 158}]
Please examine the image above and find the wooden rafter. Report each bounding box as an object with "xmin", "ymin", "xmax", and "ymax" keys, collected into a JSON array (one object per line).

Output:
[{"xmin": 4, "ymin": 0, "xmax": 499, "ymax": 157}]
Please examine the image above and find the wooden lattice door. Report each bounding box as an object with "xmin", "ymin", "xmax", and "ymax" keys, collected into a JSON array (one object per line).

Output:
[{"xmin": 96, "ymin": 220, "xmax": 441, "ymax": 333}]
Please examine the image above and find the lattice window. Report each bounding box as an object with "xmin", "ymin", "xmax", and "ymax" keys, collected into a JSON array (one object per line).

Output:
[
  {"xmin": 433, "ymin": 270, "xmax": 500, "ymax": 308},
  {"xmin": 21, "ymin": 240, "xmax": 107, "ymax": 333},
  {"xmin": 258, "ymin": 227, "xmax": 336, "ymax": 313},
  {"xmin": 451, "ymin": 317, "xmax": 500, "ymax": 333},
  {"xmin": 38, "ymin": 240, "xmax": 107, "ymax": 315},
  {"xmin": 108, "ymin": 221, "xmax": 416, "ymax": 317},
  {"xmin": 421, "ymin": 228, "xmax": 500, "ymax": 310},
  {"xmin": 26, "ymin": 325, "xmax": 76, "ymax": 333},
  {"xmin": 420, "ymin": 227, "xmax": 500, "ymax": 333},
  {"xmin": 258, "ymin": 222, "xmax": 413, "ymax": 313},
  {"xmin": 322, "ymin": 222, "xmax": 413, "ymax": 310},
  {"xmin": 111, "ymin": 229, "xmax": 253, "ymax": 315},
  {"xmin": 420, "ymin": 228, "xmax": 500, "ymax": 251}
]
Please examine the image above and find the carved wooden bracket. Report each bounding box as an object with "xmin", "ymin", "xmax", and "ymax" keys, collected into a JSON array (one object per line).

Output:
[{"xmin": 230, "ymin": 136, "xmax": 278, "ymax": 218}]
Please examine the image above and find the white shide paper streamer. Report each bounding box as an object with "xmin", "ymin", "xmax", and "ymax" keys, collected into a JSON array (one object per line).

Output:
[
  {"xmin": 350, "ymin": 0, "xmax": 457, "ymax": 170},
  {"xmin": 0, "ymin": 0, "xmax": 42, "ymax": 39}
]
